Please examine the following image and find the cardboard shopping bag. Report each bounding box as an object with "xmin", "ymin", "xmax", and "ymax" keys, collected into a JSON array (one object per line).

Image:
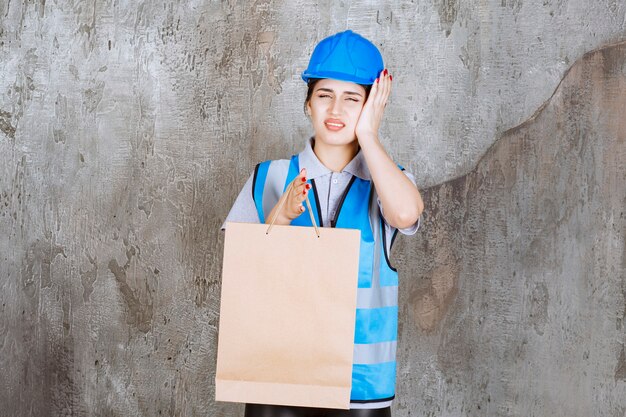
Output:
[{"xmin": 215, "ymin": 217, "xmax": 360, "ymax": 409}]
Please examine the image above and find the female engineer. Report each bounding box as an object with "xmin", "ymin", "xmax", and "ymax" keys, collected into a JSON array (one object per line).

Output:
[{"xmin": 223, "ymin": 30, "xmax": 424, "ymax": 417}]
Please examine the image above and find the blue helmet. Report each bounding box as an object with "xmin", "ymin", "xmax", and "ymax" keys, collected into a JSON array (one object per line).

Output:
[{"xmin": 301, "ymin": 30, "xmax": 384, "ymax": 85}]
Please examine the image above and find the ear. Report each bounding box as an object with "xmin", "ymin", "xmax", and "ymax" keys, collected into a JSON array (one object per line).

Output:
[{"xmin": 306, "ymin": 102, "xmax": 312, "ymax": 117}]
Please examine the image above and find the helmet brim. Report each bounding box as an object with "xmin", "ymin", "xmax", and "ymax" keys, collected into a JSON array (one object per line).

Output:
[{"xmin": 301, "ymin": 70, "xmax": 378, "ymax": 85}]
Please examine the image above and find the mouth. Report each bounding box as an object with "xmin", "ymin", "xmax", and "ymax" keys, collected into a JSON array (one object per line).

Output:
[{"xmin": 324, "ymin": 119, "xmax": 345, "ymax": 131}]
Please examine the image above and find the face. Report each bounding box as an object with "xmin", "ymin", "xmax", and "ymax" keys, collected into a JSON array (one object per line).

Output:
[{"xmin": 306, "ymin": 78, "xmax": 366, "ymax": 147}]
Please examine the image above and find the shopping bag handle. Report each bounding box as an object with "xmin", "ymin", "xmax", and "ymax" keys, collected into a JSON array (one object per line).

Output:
[{"xmin": 266, "ymin": 181, "xmax": 320, "ymax": 238}]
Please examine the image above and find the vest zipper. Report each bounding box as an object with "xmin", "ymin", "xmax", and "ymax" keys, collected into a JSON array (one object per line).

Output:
[{"xmin": 330, "ymin": 175, "xmax": 357, "ymax": 228}]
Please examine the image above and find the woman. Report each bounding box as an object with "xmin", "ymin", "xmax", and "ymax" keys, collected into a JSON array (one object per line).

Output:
[{"xmin": 223, "ymin": 30, "xmax": 424, "ymax": 417}]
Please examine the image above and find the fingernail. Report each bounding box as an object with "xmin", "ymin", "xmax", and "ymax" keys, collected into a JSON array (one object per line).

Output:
[
  {"xmin": 301, "ymin": 177, "xmax": 306, "ymax": 182},
  {"xmin": 390, "ymin": 75, "xmax": 393, "ymax": 81},
  {"xmin": 376, "ymin": 78, "xmax": 379, "ymax": 83},
  {"xmin": 305, "ymin": 184, "xmax": 311, "ymax": 189},
  {"xmin": 303, "ymin": 190, "xmax": 306, "ymax": 195},
  {"xmin": 300, "ymin": 206, "xmax": 305, "ymax": 212},
  {"xmin": 383, "ymin": 69, "xmax": 388, "ymax": 76}
]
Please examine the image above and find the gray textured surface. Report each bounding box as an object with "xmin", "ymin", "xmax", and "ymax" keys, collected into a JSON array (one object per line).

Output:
[
  {"xmin": 395, "ymin": 42, "xmax": 626, "ymax": 416},
  {"xmin": 0, "ymin": 1, "xmax": 625, "ymax": 416}
]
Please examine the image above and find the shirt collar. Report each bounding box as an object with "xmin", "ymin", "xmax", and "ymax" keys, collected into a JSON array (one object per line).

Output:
[{"xmin": 298, "ymin": 137, "xmax": 371, "ymax": 181}]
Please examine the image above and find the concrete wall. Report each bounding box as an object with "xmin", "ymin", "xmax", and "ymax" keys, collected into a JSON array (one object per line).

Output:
[
  {"xmin": 0, "ymin": 1, "xmax": 624, "ymax": 416},
  {"xmin": 395, "ymin": 42, "xmax": 626, "ymax": 417}
]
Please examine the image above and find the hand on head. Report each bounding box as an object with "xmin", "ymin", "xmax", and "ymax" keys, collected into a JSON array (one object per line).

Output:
[{"xmin": 355, "ymin": 68, "xmax": 392, "ymax": 141}]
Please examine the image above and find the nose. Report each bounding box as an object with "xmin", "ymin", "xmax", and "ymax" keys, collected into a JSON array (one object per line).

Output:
[{"xmin": 329, "ymin": 96, "xmax": 342, "ymax": 116}]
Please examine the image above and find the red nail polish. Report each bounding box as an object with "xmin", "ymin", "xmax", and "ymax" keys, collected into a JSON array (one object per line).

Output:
[
  {"xmin": 390, "ymin": 75, "xmax": 393, "ymax": 81},
  {"xmin": 301, "ymin": 177, "xmax": 306, "ymax": 182},
  {"xmin": 376, "ymin": 78, "xmax": 379, "ymax": 83},
  {"xmin": 303, "ymin": 190, "xmax": 306, "ymax": 195},
  {"xmin": 383, "ymin": 69, "xmax": 388, "ymax": 76},
  {"xmin": 306, "ymin": 184, "xmax": 311, "ymax": 189}
]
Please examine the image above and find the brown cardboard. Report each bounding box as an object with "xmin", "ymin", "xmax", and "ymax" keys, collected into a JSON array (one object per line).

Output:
[{"xmin": 216, "ymin": 222, "xmax": 361, "ymax": 409}]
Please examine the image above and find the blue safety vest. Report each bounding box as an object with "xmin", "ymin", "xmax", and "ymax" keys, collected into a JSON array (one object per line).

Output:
[{"xmin": 252, "ymin": 154, "xmax": 400, "ymax": 404}]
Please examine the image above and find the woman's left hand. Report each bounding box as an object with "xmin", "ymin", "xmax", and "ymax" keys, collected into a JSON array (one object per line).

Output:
[{"xmin": 355, "ymin": 69, "xmax": 392, "ymax": 142}]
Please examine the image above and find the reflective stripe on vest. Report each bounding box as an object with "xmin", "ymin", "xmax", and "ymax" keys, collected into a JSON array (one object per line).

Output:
[{"xmin": 252, "ymin": 155, "xmax": 399, "ymax": 403}]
